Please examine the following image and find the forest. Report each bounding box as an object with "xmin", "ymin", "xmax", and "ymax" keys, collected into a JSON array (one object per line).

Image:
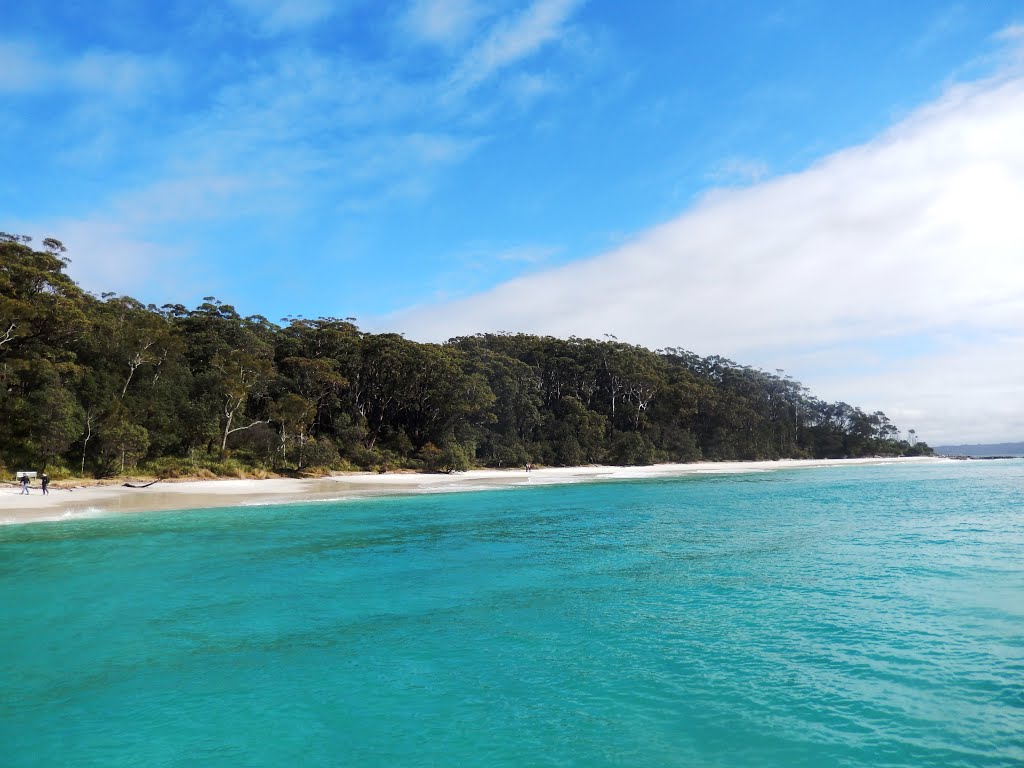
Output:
[{"xmin": 0, "ymin": 234, "xmax": 933, "ymax": 478}]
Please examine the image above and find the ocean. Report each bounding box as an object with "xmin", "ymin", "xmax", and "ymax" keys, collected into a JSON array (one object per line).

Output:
[{"xmin": 1, "ymin": 460, "xmax": 1022, "ymax": 767}]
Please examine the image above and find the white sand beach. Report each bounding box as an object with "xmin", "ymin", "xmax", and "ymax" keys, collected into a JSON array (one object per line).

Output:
[{"xmin": 0, "ymin": 457, "xmax": 948, "ymax": 525}]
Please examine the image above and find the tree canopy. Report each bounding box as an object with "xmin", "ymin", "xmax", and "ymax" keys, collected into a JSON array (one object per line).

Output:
[{"xmin": 0, "ymin": 236, "xmax": 933, "ymax": 478}]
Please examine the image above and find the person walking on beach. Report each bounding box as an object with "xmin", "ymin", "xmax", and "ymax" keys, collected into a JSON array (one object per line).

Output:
[
  {"xmin": 40, "ymin": 473, "xmax": 49, "ymax": 495},
  {"xmin": 19, "ymin": 473, "xmax": 29, "ymax": 494}
]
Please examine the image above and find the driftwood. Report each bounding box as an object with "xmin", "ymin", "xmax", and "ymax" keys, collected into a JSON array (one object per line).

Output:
[{"xmin": 123, "ymin": 480, "xmax": 160, "ymax": 489}]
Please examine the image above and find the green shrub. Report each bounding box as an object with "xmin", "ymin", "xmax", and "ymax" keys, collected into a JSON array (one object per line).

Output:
[
  {"xmin": 419, "ymin": 440, "xmax": 471, "ymax": 473},
  {"xmin": 609, "ymin": 432, "xmax": 656, "ymax": 466}
]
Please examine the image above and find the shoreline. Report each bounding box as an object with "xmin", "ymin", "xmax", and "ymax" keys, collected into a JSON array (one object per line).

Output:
[{"xmin": 0, "ymin": 456, "xmax": 948, "ymax": 526}]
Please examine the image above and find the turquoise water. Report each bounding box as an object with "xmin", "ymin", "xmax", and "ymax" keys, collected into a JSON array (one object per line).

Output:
[{"xmin": 2, "ymin": 461, "xmax": 1022, "ymax": 767}]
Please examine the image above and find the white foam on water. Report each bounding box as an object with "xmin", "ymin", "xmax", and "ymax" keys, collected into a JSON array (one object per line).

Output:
[
  {"xmin": 693, "ymin": 467, "xmax": 767, "ymax": 474},
  {"xmin": 239, "ymin": 495, "xmax": 368, "ymax": 507},
  {"xmin": 57, "ymin": 506, "xmax": 110, "ymax": 520},
  {"xmin": 1, "ymin": 506, "xmax": 113, "ymax": 525},
  {"xmin": 426, "ymin": 483, "xmax": 519, "ymax": 494}
]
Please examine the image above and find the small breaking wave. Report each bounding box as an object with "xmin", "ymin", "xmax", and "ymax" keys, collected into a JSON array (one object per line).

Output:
[{"xmin": 1, "ymin": 506, "xmax": 112, "ymax": 526}]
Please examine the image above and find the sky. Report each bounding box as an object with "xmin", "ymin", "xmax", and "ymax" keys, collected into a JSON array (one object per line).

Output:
[{"xmin": 3, "ymin": 1, "xmax": 1023, "ymax": 446}]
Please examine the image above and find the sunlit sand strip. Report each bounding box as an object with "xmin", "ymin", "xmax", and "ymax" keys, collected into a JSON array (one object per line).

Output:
[{"xmin": 0, "ymin": 457, "xmax": 949, "ymax": 525}]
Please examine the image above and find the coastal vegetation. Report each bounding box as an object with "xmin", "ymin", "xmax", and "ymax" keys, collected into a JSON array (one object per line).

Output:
[{"xmin": 1, "ymin": 235, "xmax": 933, "ymax": 478}]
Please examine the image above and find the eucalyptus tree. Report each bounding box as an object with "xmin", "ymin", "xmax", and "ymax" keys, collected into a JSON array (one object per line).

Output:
[
  {"xmin": 213, "ymin": 348, "xmax": 276, "ymax": 459},
  {"xmin": 543, "ymin": 395, "xmax": 607, "ymax": 465},
  {"xmin": 270, "ymin": 392, "xmax": 316, "ymax": 468},
  {"xmin": 0, "ymin": 235, "xmax": 88, "ymax": 469},
  {"xmin": 72, "ymin": 295, "xmax": 190, "ymax": 471},
  {"xmin": 165, "ymin": 299, "xmax": 279, "ymax": 458},
  {"xmin": 473, "ymin": 349, "xmax": 543, "ymax": 465},
  {"xmin": 275, "ymin": 318, "xmax": 356, "ymax": 437}
]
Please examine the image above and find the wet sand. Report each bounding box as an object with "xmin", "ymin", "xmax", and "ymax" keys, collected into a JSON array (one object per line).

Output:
[{"xmin": 0, "ymin": 457, "xmax": 947, "ymax": 525}]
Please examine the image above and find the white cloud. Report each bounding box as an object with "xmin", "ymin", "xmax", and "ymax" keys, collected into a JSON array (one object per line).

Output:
[
  {"xmin": 5, "ymin": 0, "xmax": 594, "ymax": 246},
  {"xmin": 69, "ymin": 49, "xmax": 178, "ymax": 101},
  {"xmin": 995, "ymin": 24, "xmax": 1024, "ymax": 42},
  {"xmin": 908, "ymin": 4, "xmax": 967, "ymax": 56},
  {"xmin": 0, "ymin": 40, "xmax": 176, "ymax": 100},
  {"xmin": 810, "ymin": 334, "xmax": 1024, "ymax": 445},
  {"xmin": 9, "ymin": 170, "xmax": 249, "ymax": 300},
  {"xmin": 494, "ymin": 244, "xmax": 560, "ymax": 263},
  {"xmin": 227, "ymin": 0, "xmax": 337, "ymax": 33},
  {"xmin": 453, "ymin": 241, "xmax": 562, "ymax": 271},
  {"xmin": 401, "ymin": 0, "xmax": 487, "ymax": 47},
  {"xmin": 0, "ymin": 41, "xmax": 46, "ymax": 92},
  {"xmin": 706, "ymin": 156, "xmax": 770, "ymax": 185},
  {"xmin": 383, "ymin": 67, "xmax": 1024, "ymax": 443},
  {"xmin": 12, "ymin": 216, "xmax": 194, "ymax": 300},
  {"xmin": 447, "ymin": 0, "xmax": 584, "ymax": 94}
]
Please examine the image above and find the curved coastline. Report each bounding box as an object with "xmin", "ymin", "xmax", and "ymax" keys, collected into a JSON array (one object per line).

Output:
[{"xmin": 0, "ymin": 456, "xmax": 949, "ymax": 526}]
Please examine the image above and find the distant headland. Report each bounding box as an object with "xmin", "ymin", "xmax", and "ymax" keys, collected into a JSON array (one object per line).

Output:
[{"xmin": 935, "ymin": 442, "xmax": 1024, "ymax": 459}]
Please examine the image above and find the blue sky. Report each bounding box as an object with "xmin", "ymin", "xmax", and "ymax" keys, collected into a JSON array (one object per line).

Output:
[{"xmin": 3, "ymin": 1, "xmax": 1024, "ymax": 444}]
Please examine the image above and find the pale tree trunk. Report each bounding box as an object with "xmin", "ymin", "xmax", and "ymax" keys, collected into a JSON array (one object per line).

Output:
[
  {"xmin": 122, "ymin": 342, "xmax": 156, "ymax": 398},
  {"xmin": 0, "ymin": 322, "xmax": 16, "ymax": 349},
  {"xmin": 220, "ymin": 398, "xmax": 269, "ymax": 459},
  {"xmin": 81, "ymin": 410, "xmax": 96, "ymax": 474}
]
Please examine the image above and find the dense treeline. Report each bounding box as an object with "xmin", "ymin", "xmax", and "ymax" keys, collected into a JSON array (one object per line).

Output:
[{"xmin": 1, "ymin": 235, "xmax": 932, "ymax": 478}]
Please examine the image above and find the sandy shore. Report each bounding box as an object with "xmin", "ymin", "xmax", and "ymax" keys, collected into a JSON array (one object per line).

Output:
[{"xmin": 0, "ymin": 457, "xmax": 948, "ymax": 526}]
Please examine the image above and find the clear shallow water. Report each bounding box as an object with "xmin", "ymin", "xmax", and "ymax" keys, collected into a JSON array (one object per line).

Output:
[{"xmin": 1, "ymin": 461, "xmax": 1022, "ymax": 767}]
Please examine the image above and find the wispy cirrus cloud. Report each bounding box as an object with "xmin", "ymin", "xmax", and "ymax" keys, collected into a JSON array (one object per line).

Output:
[
  {"xmin": 995, "ymin": 23, "xmax": 1024, "ymax": 41},
  {"xmin": 401, "ymin": 0, "xmax": 489, "ymax": 47},
  {"xmin": 446, "ymin": 0, "xmax": 585, "ymax": 94},
  {"xmin": 415, "ymin": 241, "xmax": 564, "ymax": 305},
  {"xmin": 706, "ymin": 156, "xmax": 771, "ymax": 186},
  {"xmin": 5, "ymin": 0, "xmax": 592, "ymax": 225},
  {"xmin": 0, "ymin": 41, "xmax": 47, "ymax": 92},
  {"xmin": 908, "ymin": 4, "xmax": 968, "ymax": 56},
  {"xmin": 226, "ymin": 0, "xmax": 339, "ymax": 34},
  {"xmin": 6, "ymin": 0, "xmax": 592, "ymax": 242},
  {"xmin": 494, "ymin": 244, "xmax": 561, "ymax": 263},
  {"xmin": 0, "ymin": 41, "xmax": 177, "ymax": 98},
  {"xmin": 10, "ymin": 214, "xmax": 198, "ymax": 299}
]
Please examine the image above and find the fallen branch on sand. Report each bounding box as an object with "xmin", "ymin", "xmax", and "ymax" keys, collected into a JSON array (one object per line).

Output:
[{"xmin": 123, "ymin": 480, "xmax": 160, "ymax": 489}]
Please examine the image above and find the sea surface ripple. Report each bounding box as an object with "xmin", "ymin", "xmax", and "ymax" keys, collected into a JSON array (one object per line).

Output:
[{"xmin": 1, "ymin": 460, "xmax": 1022, "ymax": 767}]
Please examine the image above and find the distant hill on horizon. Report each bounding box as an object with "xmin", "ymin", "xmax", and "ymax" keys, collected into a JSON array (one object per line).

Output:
[{"xmin": 935, "ymin": 442, "xmax": 1024, "ymax": 457}]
